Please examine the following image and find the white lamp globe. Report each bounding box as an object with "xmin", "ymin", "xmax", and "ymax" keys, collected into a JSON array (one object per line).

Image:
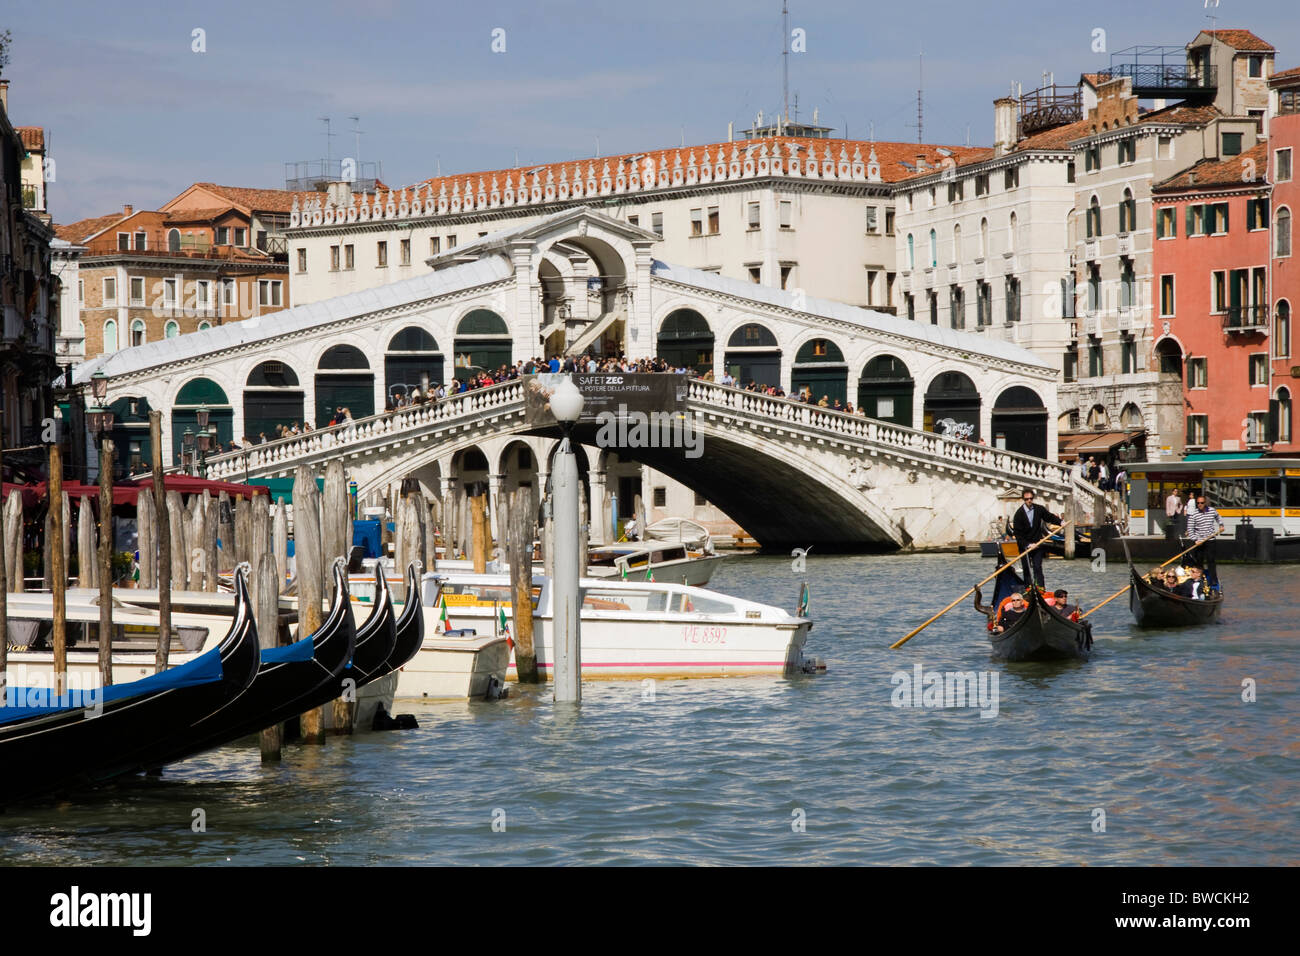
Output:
[{"xmin": 549, "ymin": 376, "xmax": 585, "ymax": 423}]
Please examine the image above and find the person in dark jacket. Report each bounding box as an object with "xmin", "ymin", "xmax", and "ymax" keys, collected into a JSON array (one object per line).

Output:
[{"xmin": 1011, "ymin": 489, "xmax": 1061, "ymax": 587}]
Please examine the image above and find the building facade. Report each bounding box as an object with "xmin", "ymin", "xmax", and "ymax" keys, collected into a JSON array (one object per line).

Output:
[{"xmin": 1268, "ymin": 66, "xmax": 1300, "ymax": 453}]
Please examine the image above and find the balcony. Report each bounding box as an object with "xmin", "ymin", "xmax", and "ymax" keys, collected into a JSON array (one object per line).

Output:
[
  {"xmin": 1083, "ymin": 314, "xmax": 1100, "ymax": 336},
  {"xmin": 1018, "ymin": 84, "xmax": 1083, "ymax": 137},
  {"xmin": 1096, "ymin": 46, "xmax": 1217, "ymax": 102},
  {"xmin": 1117, "ymin": 308, "xmax": 1135, "ymax": 331},
  {"xmin": 1222, "ymin": 304, "xmax": 1268, "ymax": 333},
  {"xmin": 1116, "ymin": 235, "xmax": 1133, "ymax": 257}
]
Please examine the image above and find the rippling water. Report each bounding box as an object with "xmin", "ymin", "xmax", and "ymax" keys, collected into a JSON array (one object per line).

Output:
[{"xmin": 2, "ymin": 553, "xmax": 1295, "ymax": 866}]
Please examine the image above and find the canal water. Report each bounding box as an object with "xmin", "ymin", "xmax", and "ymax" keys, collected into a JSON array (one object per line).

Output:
[{"xmin": 1, "ymin": 553, "xmax": 1295, "ymax": 866}]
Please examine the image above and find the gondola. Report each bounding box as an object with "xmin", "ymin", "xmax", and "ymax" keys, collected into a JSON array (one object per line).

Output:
[
  {"xmin": 136, "ymin": 559, "xmax": 358, "ymax": 771},
  {"xmin": 0, "ymin": 566, "xmax": 262, "ymax": 806},
  {"xmin": 977, "ymin": 552, "xmax": 1092, "ymax": 662},
  {"xmin": 346, "ymin": 561, "xmax": 398, "ymax": 686},
  {"xmin": 1122, "ymin": 539, "xmax": 1224, "ymax": 628},
  {"xmin": 367, "ymin": 563, "xmax": 427, "ymax": 681}
]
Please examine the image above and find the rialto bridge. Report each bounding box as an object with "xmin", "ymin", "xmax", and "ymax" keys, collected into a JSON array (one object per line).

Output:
[{"xmin": 74, "ymin": 207, "xmax": 1086, "ymax": 549}]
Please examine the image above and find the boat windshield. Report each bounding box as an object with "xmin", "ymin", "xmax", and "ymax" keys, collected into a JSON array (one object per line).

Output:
[
  {"xmin": 441, "ymin": 583, "xmax": 541, "ymax": 609},
  {"xmin": 581, "ymin": 588, "xmax": 739, "ymax": 615}
]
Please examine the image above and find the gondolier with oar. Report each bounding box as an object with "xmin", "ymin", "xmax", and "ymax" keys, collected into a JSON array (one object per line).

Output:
[
  {"xmin": 1011, "ymin": 488, "xmax": 1062, "ymax": 588},
  {"xmin": 1185, "ymin": 494, "xmax": 1225, "ymax": 589}
]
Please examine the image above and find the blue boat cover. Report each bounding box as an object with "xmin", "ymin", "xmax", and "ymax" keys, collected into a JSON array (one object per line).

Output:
[
  {"xmin": 262, "ymin": 636, "xmax": 314, "ymax": 664},
  {"xmin": 0, "ymin": 640, "xmax": 228, "ymax": 725}
]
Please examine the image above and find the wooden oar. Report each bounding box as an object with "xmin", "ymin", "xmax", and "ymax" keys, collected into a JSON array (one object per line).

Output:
[
  {"xmin": 891, "ymin": 530, "xmax": 1057, "ymax": 649},
  {"xmin": 1080, "ymin": 528, "xmax": 1224, "ymax": 620}
]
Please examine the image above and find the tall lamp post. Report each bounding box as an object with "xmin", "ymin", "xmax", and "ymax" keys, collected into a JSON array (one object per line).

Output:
[{"xmin": 548, "ymin": 376, "xmax": 584, "ymax": 704}]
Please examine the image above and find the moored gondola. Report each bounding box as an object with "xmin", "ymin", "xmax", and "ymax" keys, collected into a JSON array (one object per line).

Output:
[
  {"xmin": 369, "ymin": 563, "xmax": 427, "ymax": 681},
  {"xmin": 976, "ymin": 553, "xmax": 1092, "ymax": 662},
  {"xmin": 0, "ymin": 566, "xmax": 262, "ymax": 805}
]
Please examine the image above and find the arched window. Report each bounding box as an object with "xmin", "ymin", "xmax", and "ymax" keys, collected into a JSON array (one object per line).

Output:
[
  {"xmin": 198, "ymin": 321, "xmax": 211, "ymax": 332},
  {"xmin": 928, "ymin": 229, "xmax": 937, "ymax": 267},
  {"xmin": 1120, "ymin": 403, "xmax": 1144, "ymax": 428},
  {"xmin": 1087, "ymin": 404, "xmax": 1109, "ymax": 429},
  {"xmin": 979, "ymin": 218, "xmax": 988, "ymax": 258},
  {"xmin": 1275, "ymin": 301, "xmax": 1292, "ymax": 359},
  {"xmin": 130, "ymin": 319, "xmax": 146, "ymax": 347},
  {"xmin": 1120, "ymin": 188, "xmax": 1135, "ymax": 233},
  {"xmin": 907, "ymin": 233, "xmax": 915, "ymax": 270},
  {"xmin": 1088, "ymin": 196, "xmax": 1102, "ymax": 239},
  {"xmin": 167, "ymin": 228, "xmax": 181, "ymax": 253},
  {"xmin": 103, "ymin": 319, "xmax": 117, "ymax": 354},
  {"xmin": 952, "ymin": 223, "xmax": 961, "ymax": 262},
  {"xmin": 164, "ymin": 320, "xmax": 180, "ymax": 339},
  {"xmin": 1008, "ymin": 212, "xmax": 1017, "ymax": 253},
  {"xmin": 1278, "ymin": 207, "xmax": 1292, "ymax": 258}
]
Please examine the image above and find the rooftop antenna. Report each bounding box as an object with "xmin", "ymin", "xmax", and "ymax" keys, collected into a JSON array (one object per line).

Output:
[
  {"xmin": 319, "ymin": 115, "xmax": 334, "ymax": 166},
  {"xmin": 916, "ymin": 51, "xmax": 924, "ymax": 144},
  {"xmin": 1205, "ymin": 0, "xmax": 1219, "ymax": 36},
  {"xmin": 595, "ymin": 136, "xmax": 600, "ymax": 158},
  {"xmin": 349, "ymin": 114, "xmax": 362, "ymax": 167},
  {"xmin": 782, "ymin": 1, "xmax": 790, "ymax": 133}
]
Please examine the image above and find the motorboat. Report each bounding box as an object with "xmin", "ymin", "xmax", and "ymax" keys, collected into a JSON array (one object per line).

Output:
[{"xmin": 584, "ymin": 540, "xmax": 725, "ymax": 586}]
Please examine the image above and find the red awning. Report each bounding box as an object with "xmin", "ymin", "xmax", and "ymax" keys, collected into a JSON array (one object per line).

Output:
[{"xmin": 17, "ymin": 475, "xmax": 269, "ymax": 508}]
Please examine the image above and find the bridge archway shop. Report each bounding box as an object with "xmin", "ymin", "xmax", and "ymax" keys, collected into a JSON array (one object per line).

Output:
[
  {"xmin": 454, "ymin": 310, "xmax": 511, "ymax": 377},
  {"xmin": 244, "ymin": 361, "xmax": 305, "ymax": 443},
  {"xmin": 856, "ymin": 354, "xmax": 914, "ymax": 426},
  {"xmin": 723, "ymin": 322, "xmax": 781, "ymax": 388},
  {"xmin": 656, "ymin": 309, "xmax": 714, "ymax": 376},
  {"xmin": 171, "ymin": 378, "xmax": 234, "ymax": 460},
  {"xmin": 923, "ymin": 371, "xmax": 980, "ymax": 442},
  {"xmin": 791, "ymin": 338, "xmax": 848, "ymax": 405},
  {"xmin": 385, "ymin": 327, "xmax": 444, "ymax": 402},
  {"xmin": 315, "ymin": 345, "xmax": 374, "ymax": 427},
  {"xmin": 991, "ymin": 386, "xmax": 1048, "ymax": 458}
]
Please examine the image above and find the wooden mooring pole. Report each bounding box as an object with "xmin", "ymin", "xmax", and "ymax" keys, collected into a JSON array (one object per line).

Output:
[
  {"xmin": 98, "ymin": 440, "xmax": 115, "ymax": 687},
  {"xmin": 295, "ymin": 465, "xmax": 326, "ymax": 743},
  {"xmin": 150, "ymin": 411, "xmax": 171, "ymax": 672},
  {"xmin": 323, "ymin": 461, "xmax": 355, "ymax": 734},
  {"xmin": 508, "ymin": 487, "xmax": 539, "ymax": 683},
  {"xmin": 254, "ymin": 552, "xmax": 282, "ymax": 761},
  {"xmin": 49, "ymin": 441, "xmax": 67, "ymax": 695}
]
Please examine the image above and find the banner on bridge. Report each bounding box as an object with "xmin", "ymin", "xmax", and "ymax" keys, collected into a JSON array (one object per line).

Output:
[{"xmin": 523, "ymin": 373, "xmax": 688, "ymax": 425}]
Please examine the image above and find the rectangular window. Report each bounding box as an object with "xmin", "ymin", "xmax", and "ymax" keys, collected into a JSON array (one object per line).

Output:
[
  {"xmin": 652, "ymin": 487, "xmax": 666, "ymax": 508},
  {"xmin": 949, "ymin": 284, "xmax": 964, "ymax": 330},
  {"xmin": 1250, "ymin": 353, "xmax": 1268, "ymax": 386},
  {"xmin": 976, "ymin": 280, "xmax": 991, "ymax": 326},
  {"xmin": 1088, "ymin": 338, "xmax": 1104, "ymax": 377},
  {"xmin": 1212, "ymin": 271, "xmax": 1227, "ymax": 312},
  {"xmin": 233, "ymin": 227, "xmax": 246, "ymax": 246},
  {"xmin": 1187, "ymin": 414, "xmax": 1209, "ymax": 446},
  {"xmin": 129, "ymin": 276, "xmax": 145, "ymax": 305},
  {"xmin": 163, "ymin": 278, "xmax": 177, "ymax": 308},
  {"xmin": 1211, "ymin": 202, "xmax": 1230, "ymax": 234},
  {"xmin": 1004, "ymin": 276, "xmax": 1021, "ymax": 323},
  {"xmin": 1088, "ymin": 264, "xmax": 1101, "ymax": 312},
  {"xmin": 694, "ymin": 491, "xmax": 707, "ymax": 507},
  {"xmin": 344, "ymin": 244, "xmax": 355, "ymax": 269},
  {"xmin": 1222, "ymin": 132, "xmax": 1243, "ymax": 157},
  {"xmin": 1085, "ymin": 144, "xmax": 1101, "ymax": 172},
  {"xmin": 627, "ymin": 214, "xmax": 639, "ymax": 228},
  {"xmin": 447, "ymin": 234, "xmax": 457, "ymax": 249},
  {"xmin": 297, "ymin": 248, "xmax": 307, "ymax": 272},
  {"xmin": 1249, "ymin": 55, "xmax": 1263, "ymax": 78},
  {"xmin": 1187, "ymin": 357, "xmax": 1207, "ymax": 388},
  {"xmin": 779, "ymin": 201, "xmax": 792, "ymax": 229},
  {"xmin": 780, "ymin": 265, "xmax": 793, "ymax": 290},
  {"xmin": 377, "ymin": 241, "xmax": 388, "ymax": 267},
  {"xmin": 1120, "ymin": 258, "xmax": 1135, "ymax": 309},
  {"xmin": 1118, "ymin": 139, "xmax": 1136, "ymax": 164},
  {"xmin": 865, "ymin": 206, "xmax": 879, "ymax": 233},
  {"xmin": 195, "ymin": 280, "xmax": 211, "ymax": 309},
  {"xmin": 906, "ymin": 293, "xmax": 915, "ymax": 322},
  {"xmin": 1157, "ymin": 207, "xmax": 1176, "ymax": 238},
  {"xmin": 1160, "ymin": 275, "xmax": 1175, "ymax": 316},
  {"xmin": 1121, "ymin": 334, "xmax": 1137, "ymax": 374},
  {"xmin": 78, "ymin": 279, "xmax": 83, "ymax": 302},
  {"xmin": 690, "ymin": 208, "xmax": 703, "ymax": 236},
  {"xmin": 865, "ymin": 270, "xmax": 878, "ymax": 306},
  {"xmin": 222, "ymin": 278, "xmax": 236, "ymax": 311},
  {"xmin": 748, "ymin": 266, "xmax": 761, "ymax": 284},
  {"xmin": 1158, "ymin": 135, "xmax": 1173, "ymax": 160},
  {"xmin": 257, "ymin": 230, "xmax": 268, "ymax": 251},
  {"xmin": 330, "ymin": 245, "xmax": 340, "ymax": 271},
  {"xmin": 134, "ymin": 231, "xmax": 147, "ymax": 250},
  {"xmin": 217, "ymin": 226, "xmax": 230, "ymax": 245},
  {"xmin": 885, "ymin": 208, "xmax": 896, "ymax": 236},
  {"xmin": 400, "ymin": 238, "xmax": 411, "ymax": 265},
  {"xmin": 975, "ymin": 173, "xmax": 989, "ymax": 196},
  {"xmin": 948, "ymin": 179, "xmax": 964, "ymax": 202},
  {"xmin": 258, "ymin": 280, "xmax": 269, "ymax": 307},
  {"xmin": 1063, "ymin": 345, "xmax": 1078, "ymax": 383},
  {"xmin": 885, "ymin": 272, "xmax": 895, "ymax": 308},
  {"xmin": 708, "ymin": 205, "xmax": 720, "ymax": 234},
  {"xmin": 117, "ymin": 233, "xmax": 130, "ymax": 252},
  {"xmin": 652, "ymin": 212, "xmax": 663, "ymax": 238},
  {"xmin": 1247, "ymin": 411, "xmax": 1268, "ymax": 444},
  {"xmin": 1278, "ymin": 148, "xmax": 1293, "ymax": 183},
  {"xmin": 747, "ymin": 202, "xmax": 760, "ymax": 230},
  {"xmin": 1246, "ymin": 197, "xmax": 1269, "ymax": 230},
  {"xmin": 929, "ymin": 290, "xmax": 938, "ymax": 325},
  {"xmin": 430, "ymin": 236, "xmax": 441, "ymax": 255},
  {"xmin": 1066, "ymin": 162, "xmax": 1076, "ymax": 184}
]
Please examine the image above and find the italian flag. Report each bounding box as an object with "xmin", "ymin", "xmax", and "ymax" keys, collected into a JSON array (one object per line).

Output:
[
  {"xmin": 645, "ymin": 568, "xmax": 655, "ymax": 583},
  {"xmin": 620, "ymin": 564, "xmax": 629, "ymax": 581},
  {"xmin": 439, "ymin": 594, "xmax": 453, "ymax": 633},
  {"xmin": 499, "ymin": 606, "xmax": 513, "ymax": 649}
]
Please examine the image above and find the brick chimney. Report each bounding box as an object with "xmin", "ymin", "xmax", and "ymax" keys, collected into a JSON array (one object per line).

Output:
[
  {"xmin": 994, "ymin": 97, "xmax": 1019, "ymax": 156},
  {"xmin": 123, "ymin": 204, "xmax": 133, "ymax": 216},
  {"xmin": 915, "ymin": 154, "xmax": 926, "ymax": 172}
]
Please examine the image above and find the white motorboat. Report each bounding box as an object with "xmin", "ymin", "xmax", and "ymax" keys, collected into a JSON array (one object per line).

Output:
[
  {"xmin": 584, "ymin": 541, "xmax": 725, "ymax": 586},
  {"xmin": 399, "ymin": 572, "xmax": 817, "ymax": 680}
]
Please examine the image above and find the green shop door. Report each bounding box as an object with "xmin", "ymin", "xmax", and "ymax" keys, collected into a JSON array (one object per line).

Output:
[{"xmin": 315, "ymin": 374, "xmax": 374, "ymax": 428}]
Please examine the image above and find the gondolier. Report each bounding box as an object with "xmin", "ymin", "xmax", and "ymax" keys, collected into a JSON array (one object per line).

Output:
[
  {"xmin": 1011, "ymin": 489, "xmax": 1061, "ymax": 588},
  {"xmin": 1185, "ymin": 495, "xmax": 1224, "ymax": 588}
]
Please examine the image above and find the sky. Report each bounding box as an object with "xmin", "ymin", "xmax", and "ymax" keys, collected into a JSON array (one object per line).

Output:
[{"xmin": 6, "ymin": 0, "xmax": 1299, "ymax": 225}]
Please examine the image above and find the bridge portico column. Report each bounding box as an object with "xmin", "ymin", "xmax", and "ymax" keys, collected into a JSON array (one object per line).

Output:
[
  {"xmin": 589, "ymin": 470, "xmax": 608, "ymax": 545},
  {"xmin": 510, "ymin": 240, "xmax": 538, "ymax": 359},
  {"xmin": 628, "ymin": 240, "xmax": 655, "ymax": 361},
  {"xmin": 487, "ymin": 472, "xmax": 505, "ymax": 548}
]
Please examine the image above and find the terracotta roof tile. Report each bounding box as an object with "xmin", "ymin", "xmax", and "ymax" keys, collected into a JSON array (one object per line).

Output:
[
  {"xmin": 368, "ymin": 137, "xmax": 986, "ymax": 204},
  {"xmin": 1153, "ymin": 141, "xmax": 1269, "ymax": 191},
  {"xmin": 1016, "ymin": 117, "xmax": 1094, "ymax": 151},
  {"xmin": 16, "ymin": 127, "xmax": 44, "ymax": 150},
  {"xmin": 53, "ymin": 212, "xmax": 126, "ymax": 244},
  {"xmin": 191, "ymin": 183, "xmax": 300, "ymax": 213},
  {"xmin": 1202, "ymin": 29, "xmax": 1274, "ymax": 52},
  {"xmin": 164, "ymin": 206, "xmax": 237, "ymax": 223},
  {"xmin": 1136, "ymin": 102, "xmax": 1222, "ymax": 127},
  {"xmin": 1269, "ymin": 65, "xmax": 1300, "ymax": 86}
]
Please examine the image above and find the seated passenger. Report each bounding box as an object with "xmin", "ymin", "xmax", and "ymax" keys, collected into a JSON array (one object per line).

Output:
[
  {"xmin": 992, "ymin": 592, "xmax": 1028, "ymax": 633},
  {"xmin": 1178, "ymin": 565, "xmax": 1210, "ymax": 600}
]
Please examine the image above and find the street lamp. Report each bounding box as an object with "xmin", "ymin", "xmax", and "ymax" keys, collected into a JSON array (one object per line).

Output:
[
  {"xmin": 182, "ymin": 427, "xmax": 196, "ymax": 476},
  {"xmin": 548, "ymin": 375, "xmax": 585, "ymax": 704},
  {"xmin": 91, "ymin": 369, "xmax": 109, "ymax": 404}
]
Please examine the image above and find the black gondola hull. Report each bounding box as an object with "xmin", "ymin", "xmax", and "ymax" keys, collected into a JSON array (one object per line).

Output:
[
  {"xmin": 1129, "ymin": 569, "xmax": 1223, "ymax": 628},
  {"xmin": 983, "ymin": 557, "xmax": 1092, "ymax": 662}
]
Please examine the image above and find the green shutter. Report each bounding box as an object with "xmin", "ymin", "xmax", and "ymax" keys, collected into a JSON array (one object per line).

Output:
[
  {"xmin": 1221, "ymin": 203, "xmax": 1229, "ymax": 233},
  {"xmin": 1186, "ymin": 205, "xmax": 1196, "ymax": 236},
  {"xmin": 1247, "ymin": 199, "xmax": 1256, "ymax": 229}
]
